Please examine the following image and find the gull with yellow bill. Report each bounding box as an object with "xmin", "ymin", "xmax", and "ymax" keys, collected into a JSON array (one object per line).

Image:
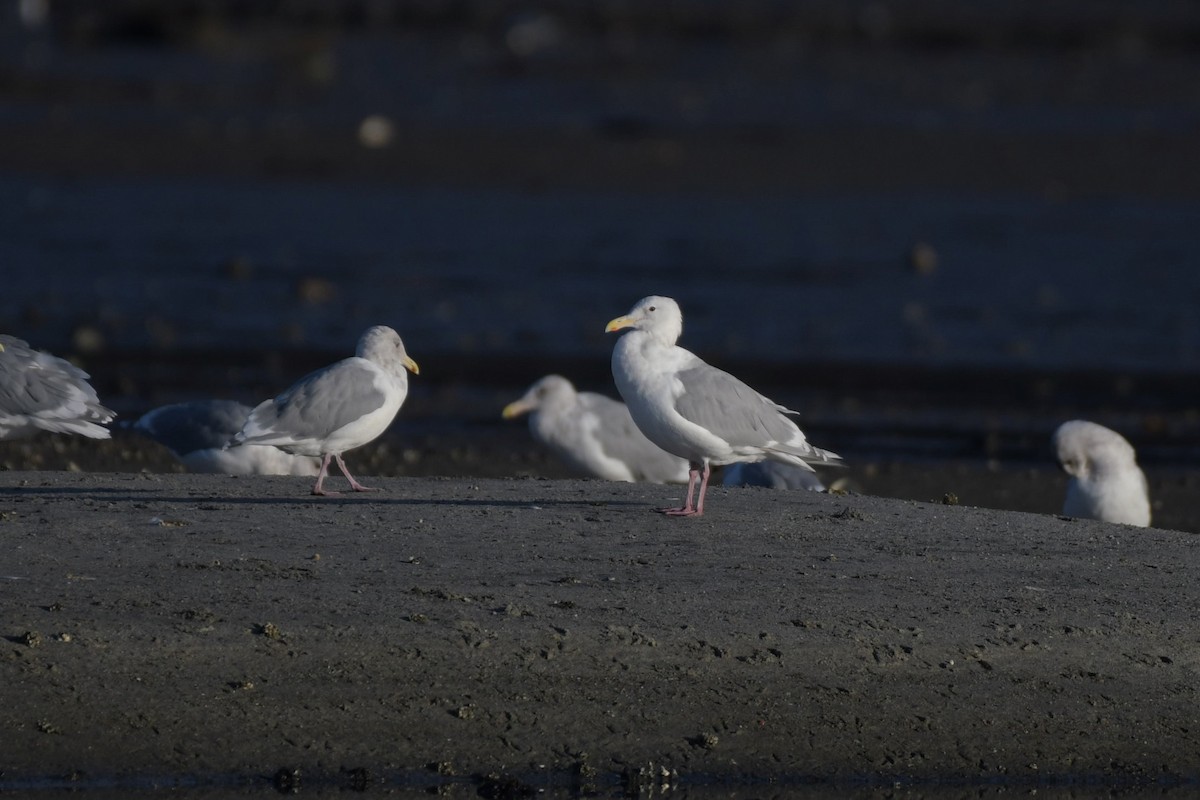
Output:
[
  {"xmin": 605, "ymin": 296, "xmax": 841, "ymax": 517},
  {"xmin": 231, "ymin": 325, "xmax": 419, "ymax": 496}
]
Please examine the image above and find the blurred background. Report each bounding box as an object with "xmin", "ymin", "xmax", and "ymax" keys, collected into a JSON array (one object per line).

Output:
[{"xmin": 2, "ymin": 0, "xmax": 1199, "ymax": 526}]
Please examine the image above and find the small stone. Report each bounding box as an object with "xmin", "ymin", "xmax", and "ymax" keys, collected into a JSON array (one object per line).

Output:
[{"xmin": 257, "ymin": 622, "xmax": 283, "ymax": 640}]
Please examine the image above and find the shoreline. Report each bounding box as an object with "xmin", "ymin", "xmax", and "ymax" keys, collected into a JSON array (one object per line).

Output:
[{"xmin": 4, "ymin": 433, "xmax": 1198, "ymax": 534}]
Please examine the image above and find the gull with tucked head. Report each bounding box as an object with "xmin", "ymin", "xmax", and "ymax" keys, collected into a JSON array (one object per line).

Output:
[
  {"xmin": 0, "ymin": 335, "xmax": 115, "ymax": 440},
  {"xmin": 133, "ymin": 400, "xmax": 321, "ymax": 476},
  {"xmin": 722, "ymin": 460, "xmax": 827, "ymax": 491},
  {"xmin": 231, "ymin": 326, "xmax": 419, "ymax": 496},
  {"xmin": 502, "ymin": 374, "xmax": 689, "ymax": 483},
  {"xmin": 1053, "ymin": 419, "xmax": 1150, "ymax": 527},
  {"xmin": 605, "ymin": 296, "xmax": 841, "ymax": 516}
]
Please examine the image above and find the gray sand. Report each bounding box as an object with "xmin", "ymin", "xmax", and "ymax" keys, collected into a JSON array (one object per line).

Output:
[{"xmin": 2, "ymin": 471, "xmax": 1198, "ymax": 793}]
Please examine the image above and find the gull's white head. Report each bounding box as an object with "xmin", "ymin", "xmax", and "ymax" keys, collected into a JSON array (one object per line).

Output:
[
  {"xmin": 1053, "ymin": 420, "xmax": 1138, "ymax": 480},
  {"xmin": 502, "ymin": 374, "xmax": 576, "ymax": 419},
  {"xmin": 604, "ymin": 296, "xmax": 683, "ymax": 345},
  {"xmin": 357, "ymin": 325, "xmax": 420, "ymax": 376},
  {"xmin": 1053, "ymin": 419, "xmax": 1150, "ymax": 527}
]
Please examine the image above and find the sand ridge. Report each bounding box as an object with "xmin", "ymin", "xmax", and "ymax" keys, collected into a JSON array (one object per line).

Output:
[{"xmin": 2, "ymin": 472, "xmax": 1198, "ymax": 792}]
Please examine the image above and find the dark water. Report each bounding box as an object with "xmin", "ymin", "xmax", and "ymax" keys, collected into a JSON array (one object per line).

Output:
[
  {"xmin": 4, "ymin": 173, "xmax": 1199, "ymax": 466},
  {"xmin": 1, "ymin": 0, "xmax": 1199, "ymax": 485},
  {"xmin": 6, "ymin": 173, "xmax": 1200, "ymax": 369},
  {"xmin": 3, "ymin": 5, "xmax": 1200, "ymax": 467}
]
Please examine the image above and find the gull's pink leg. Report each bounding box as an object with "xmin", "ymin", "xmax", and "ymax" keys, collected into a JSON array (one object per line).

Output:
[
  {"xmin": 692, "ymin": 462, "xmax": 712, "ymax": 516},
  {"xmin": 311, "ymin": 454, "xmax": 339, "ymax": 496},
  {"xmin": 664, "ymin": 462, "xmax": 711, "ymax": 517},
  {"xmin": 335, "ymin": 454, "xmax": 379, "ymax": 493},
  {"xmin": 660, "ymin": 463, "xmax": 701, "ymax": 515}
]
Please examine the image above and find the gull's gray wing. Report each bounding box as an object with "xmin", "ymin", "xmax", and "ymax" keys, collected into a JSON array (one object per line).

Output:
[
  {"xmin": 0, "ymin": 336, "xmax": 114, "ymax": 436},
  {"xmin": 244, "ymin": 359, "xmax": 387, "ymax": 442},
  {"xmin": 672, "ymin": 365, "xmax": 801, "ymax": 449}
]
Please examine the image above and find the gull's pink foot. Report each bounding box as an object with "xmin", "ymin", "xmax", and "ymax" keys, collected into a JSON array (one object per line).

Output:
[
  {"xmin": 657, "ymin": 467, "xmax": 701, "ymax": 516},
  {"xmin": 662, "ymin": 507, "xmax": 702, "ymax": 517},
  {"xmin": 656, "ymin": 463, "xmax": 709, "ymax": 517},
  {"xmin": 336, "ymin": 455, "xmax": 380, "ymax": 493}
]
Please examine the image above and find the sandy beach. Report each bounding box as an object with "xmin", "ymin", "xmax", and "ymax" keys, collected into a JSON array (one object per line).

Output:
[{"xmin": 2, "ymin": 471, "xmax": 1199, "ymax": 794}]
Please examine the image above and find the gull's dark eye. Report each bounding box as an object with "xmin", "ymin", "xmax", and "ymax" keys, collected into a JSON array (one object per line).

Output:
[{"xmin": 648, "ymin": 306, "xmax": 656, "ymax": 312}]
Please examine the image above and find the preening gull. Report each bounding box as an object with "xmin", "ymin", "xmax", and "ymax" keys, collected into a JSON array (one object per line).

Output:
[
  {"xmin": 1053, "ymin": 420, "xmax": 1150, "ymax": 527},
  {"xmin": 232, "ymin": 326, "xmax": 419, "ymax": 496},
  {"xmin": 0, "ymin": 335, "xmax": 115, "ymax": 440},
  {"xmin": 606, "ymin": 296, "xmax": 841, "ymax": 516},
  {"xmin": 502, "ymin": 374, "xmax": 689, "ymax": 483},
  {"xmin": 722, "ymin": 460, "xmax": 826, "ymax": 491},
  {"xmin": 133, "ymin": 400, "xmax": 320, "ymax": 476}
]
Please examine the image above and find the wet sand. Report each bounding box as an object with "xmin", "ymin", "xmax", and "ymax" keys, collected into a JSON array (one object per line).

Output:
[{"xmin": 2, "ymin": 470, "xmax": 1199, "ymax": 793}]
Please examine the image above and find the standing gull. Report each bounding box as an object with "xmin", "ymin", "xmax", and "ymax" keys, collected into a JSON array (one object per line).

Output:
[
  {"xmin": 1053, "ymin": 420, "xmax": 1150, "ymax": 527},
  {"xmin": 502, "ymin": 374, "xmax": 689, "ymax": 483},
  {"xmin": 231, "ymin": 326, "xmax": 419, "ymax": 496},
  {"xmin": 605, "ymin": 296, "xmax": 841, "ymax": 516},
  {"xmin": 133, "ymin": 400, "xmax": 320, "ymax": 476},
  {"xmin": 0, "ymin": 335, "xmax": 115, "ymax": 440}
]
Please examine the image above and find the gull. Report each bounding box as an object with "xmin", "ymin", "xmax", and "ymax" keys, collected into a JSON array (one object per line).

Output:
[
  {"xmin": 1053, "ymin": 420, "xmax": 1150, "ymax": 527},
  {"xmin": 231, "ymin": 326, "xmax": 418, "ymax": 496},
  {"xmin": 132, "ymin": 400, "xmax": 320, "ymax": 475},
  {"xmin": 502, "ymin": 374, "xmax": 689, "ymax": 483},
  {"xmin": 0, "ymin": 335, "xmax": 115, "ymax": 440},
  {"xmin": 605, "ymin": 296, "xmax": 841, "ymax": 516},
  {"xmin": 722, "ymin": 460, "xmax": 827, "ymax": 491}
]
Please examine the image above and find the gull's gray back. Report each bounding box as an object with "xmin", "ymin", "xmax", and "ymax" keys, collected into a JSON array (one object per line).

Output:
[
  {"xmin": 135, "ymin": 400, "xmax": 253, "ymax": 455},
  {"xmin": 253, "ymin": 360, "xmax": 388, "ymax": 441}
]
